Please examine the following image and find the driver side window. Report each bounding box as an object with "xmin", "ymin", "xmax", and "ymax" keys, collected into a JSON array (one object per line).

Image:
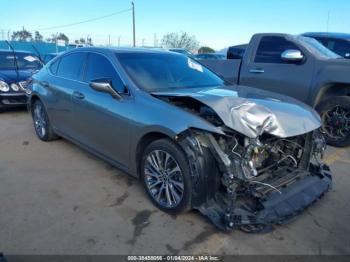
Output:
[
  {"xmin": 85, "ymin": 53, "xmax": 126, "ymax": 93},
  {"xmin": 255, "ymin": 36, "xmax": 299, "ymax": 63}
]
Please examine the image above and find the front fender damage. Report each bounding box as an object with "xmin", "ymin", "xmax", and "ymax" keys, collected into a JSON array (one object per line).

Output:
[{"xmin": 176, "ymin": 129, "xmax": 332, "ymax": 232}]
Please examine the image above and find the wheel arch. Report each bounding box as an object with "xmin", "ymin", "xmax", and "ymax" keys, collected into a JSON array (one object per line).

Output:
[
  {"xmin": 135, "ymin": 131, "xmax": 174, "ymax": 178},
  {"xmin": 314, "ymin": 83, "xmax": 350, "ymax": 107},
  {"xmin": 28, "ymin": 94, "xmax": 41, "ymax": 112}
]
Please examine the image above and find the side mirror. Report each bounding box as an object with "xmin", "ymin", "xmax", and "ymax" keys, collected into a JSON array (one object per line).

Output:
[
  {"xmin": 281, "ymin": 49, "xmax": 304, "ymax": 63},
  {"xmin": 89, "ymin": 79, "xmax": 122, "ymax": 100}
]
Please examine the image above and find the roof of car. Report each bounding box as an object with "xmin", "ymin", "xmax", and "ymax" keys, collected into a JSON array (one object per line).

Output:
[
  {"xmin": 67, "ymin": 46, "xmax": 176, "ymax": 55},
  {"xmin": 302, "ymin": 32, "xmax": 350, "ymax": 40}
]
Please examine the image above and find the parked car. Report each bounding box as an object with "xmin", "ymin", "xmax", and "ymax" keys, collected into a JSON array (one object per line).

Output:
[
  {"xmin": 302, "ymin": 32, "xmax": 350, "ymax": 59},
  {"xmin": 227, "ymin": 44, "xmax": 247, "ymax": 59},
  {"xmin": 0, "ymin": 50, "xmax": 42, "ymax": 112},
  {"xmin": 195, "ymin": 53, "xmax": 226, "ymax": 60},
  {"xmin": 27, "ymin": 47, "xmax": 331, "ymax": 232},
  {"xmin": 202, "ymin": 33, "xmax": 350, "ymax": 147}
]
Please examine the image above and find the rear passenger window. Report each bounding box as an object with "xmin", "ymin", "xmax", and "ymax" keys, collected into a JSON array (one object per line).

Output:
[
  {"xmin": 57, "ymin": 53, "xmax": 86, "ymax": 80},
  {"xmin": 255, "ymin": 36, "xmax": 299, "ymax": 63},
  {"xmin": 85, "ymin": 53, "xmax": 125, "ymax": 93},
  {"xmin": 327, "ymin": 39, "xmax": 350, "ymax": 58}
]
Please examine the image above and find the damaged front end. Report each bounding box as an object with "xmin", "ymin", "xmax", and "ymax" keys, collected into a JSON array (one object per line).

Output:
[
  {"xmin": 154, "ymin": 87, "xmax": 332, "ymax": 232},
  {"xmin": 176, "ymin": 129, "xmax": 332, "ymax": 232}
]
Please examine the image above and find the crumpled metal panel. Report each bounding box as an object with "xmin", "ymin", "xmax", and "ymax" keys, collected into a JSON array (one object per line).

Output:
[{"xmin": 153, "ymin": 85, "xmax": 321, "ymax": 138}]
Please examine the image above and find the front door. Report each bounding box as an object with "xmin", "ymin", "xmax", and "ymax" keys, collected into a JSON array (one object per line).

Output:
[
  {"xmin": 71, "ymin": 52, "xmax": 133, "ymax": 168},
  {"xmin": 239, "ymin": 36, "xmax": 314, "ymax": 104}
]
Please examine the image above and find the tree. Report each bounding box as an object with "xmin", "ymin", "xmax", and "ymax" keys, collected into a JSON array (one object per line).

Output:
[
  {"xmin": 86, "ymin": 37, "xmax": 93, "ymax": 46},
  {"xmin": 11, "ymin": 29, "xmax": 32, "ymax": 41},
  {"xmin": 79, "ymin": 38, "xmax": 86, "ymax": 44},
  {"xmin": 198, "ymin": 46, "xmax": 215, "ymax": 54},
  {"xmin": 46, "ymin": 33, "xmax": 69, "ymax": 44},
  {"xmin": 34, "ymin": 31, "xmax": 43, "ymax": 42},
  {"xmin": 161, "ymin": 32, "xmax": 199, "ymax": 50},
  {"xmin": 57, "ymin": 33, "xmax": 69, "ymax": 44}
]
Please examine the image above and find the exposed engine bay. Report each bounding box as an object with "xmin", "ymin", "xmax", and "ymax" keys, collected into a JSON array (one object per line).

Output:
[{"xmin": 156, "ymin": 94, "xmax": 332, "ymax": 232}]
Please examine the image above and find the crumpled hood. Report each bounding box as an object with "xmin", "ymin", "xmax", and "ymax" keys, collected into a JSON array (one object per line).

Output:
[
  {"xmin": 0, "ymin": 69, "xmax": 34, "ymax": 82},
  {"xmin": 153, "ymin": 85, "xmax": 321, "ymax": 138}
]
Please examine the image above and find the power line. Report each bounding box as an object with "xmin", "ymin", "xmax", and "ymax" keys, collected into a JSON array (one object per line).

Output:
[{"xmin": 37, "ymin": 8, "xmax": 132, "ymax": 31}]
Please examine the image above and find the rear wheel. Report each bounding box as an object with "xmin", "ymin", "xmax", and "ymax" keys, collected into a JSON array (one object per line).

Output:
[
  {"xmin": 31, "ymin": 100, "xmax": 59, "ymax": 141},
  {"xmin": 140, "ymin": 139, "xmax": 192, "ymax": 214},
  {"xmin": 317, "ymin": 96, "xmax": 350, "ymax": 147}
]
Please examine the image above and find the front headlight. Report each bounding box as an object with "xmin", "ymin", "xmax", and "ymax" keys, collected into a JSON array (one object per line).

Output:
[
  {"xmin": 10, "ymin": 83, "xmax": 19, "ymax": 91},
  {"xmin": 0, "ymin": 80, "xmax": 10, "ymax": 92}
]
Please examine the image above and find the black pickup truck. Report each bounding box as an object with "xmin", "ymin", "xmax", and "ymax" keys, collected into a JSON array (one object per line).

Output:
[{"xmin": 202, "ymin": 33, "xmax": 350, "ymax": 147}]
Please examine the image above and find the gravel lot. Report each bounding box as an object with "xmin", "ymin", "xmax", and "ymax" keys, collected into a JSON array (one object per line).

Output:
[{"xmin": 1, "ymin": 109, "xmax": 350, "ymax": 255}]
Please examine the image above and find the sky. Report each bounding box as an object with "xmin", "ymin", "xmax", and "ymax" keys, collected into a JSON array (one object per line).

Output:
[{"xmin": 1, "ymin": 0, "xmax": 350, "ymax": 50}]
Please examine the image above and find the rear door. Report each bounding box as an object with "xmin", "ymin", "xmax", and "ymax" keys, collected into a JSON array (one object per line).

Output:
[
  {"xmin": 239, "ymin": 36, "xmax": 314, "ymax": 103},
  {"xmin": 46, "ymin": 52, "xmax": 87, "ymax": 135}
]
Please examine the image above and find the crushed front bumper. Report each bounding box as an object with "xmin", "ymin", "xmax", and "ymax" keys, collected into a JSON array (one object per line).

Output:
[{"xmin": 198, "ymin": 164, "xmax": 332, "ymax": 232}]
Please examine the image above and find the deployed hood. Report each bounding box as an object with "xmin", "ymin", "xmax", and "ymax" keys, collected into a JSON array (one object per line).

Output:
[
  {"xmin": 153, "ymin": 85, "xmax": 321, "ymax": 138},
  {"xmin": 0, "ymin": 69, "xmax": 34, "ymax": 82}
]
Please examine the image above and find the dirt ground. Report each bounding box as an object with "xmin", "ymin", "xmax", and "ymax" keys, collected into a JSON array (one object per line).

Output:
[{"xmin": 1, "ymin": 110, "xmax": 349, "ymax": 255}]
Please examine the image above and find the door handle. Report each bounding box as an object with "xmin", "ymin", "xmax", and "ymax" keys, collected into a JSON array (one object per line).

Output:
[
  {"xmin": 249, "ymin": 68, "xmax": 265, "ymax": 74},
  {"xmin": 41, "ymin": 81, "xmax": 50, "ymax": 87},
  {"xmin": 72, "ymin": 91, "xmax": 85, "ymax": 100}
]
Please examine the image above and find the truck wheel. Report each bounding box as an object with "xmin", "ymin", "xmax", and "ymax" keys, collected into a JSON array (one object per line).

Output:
[
  {"xmin": 140, "ymin": 138, "xmax": 192, "ymax": 214},
  {"xmin": 317, "ymin": 96, "xmax": 350, "ymax": 147}
]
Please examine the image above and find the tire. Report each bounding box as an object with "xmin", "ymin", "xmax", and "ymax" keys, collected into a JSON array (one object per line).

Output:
[
  {"xmin": 31, "ymin": 100, "xmax": 59, "ymax": 141},
  {"xmin": 140, "ymin": 138, "xmax": 192, "ymax": 214},
  {"xmin": 316, "ymin": 96, "xmax": 350, "ymax": 147}
]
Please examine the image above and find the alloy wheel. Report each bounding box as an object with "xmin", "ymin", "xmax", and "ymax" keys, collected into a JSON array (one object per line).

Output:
[
  {"xmin": 321, "ymin": 106, "xmax": 350, "ymax": 139},
  {"xmin": 33, "ymin": 102, "xmax": 47, "ymax": 138},
  {"xmin": 144, "ymin": 150, "xmax": 185, "ymax": 208}
]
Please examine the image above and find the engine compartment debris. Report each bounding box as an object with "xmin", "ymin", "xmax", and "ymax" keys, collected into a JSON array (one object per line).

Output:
[{"xmin": 177, "ymin": 128, "xmax": 331, "ymax": 232}]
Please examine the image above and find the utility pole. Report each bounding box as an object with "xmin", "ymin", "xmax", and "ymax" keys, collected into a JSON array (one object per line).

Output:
[
  {"xmin": 108, "ymin": 35, "xmax": 111, "ymax": 46},
  {"xmin": 118, "ymin": 35, "xmax": 121, "ymax": 47},
  {"xmin": 132, "ymin": 1, "xmax": 136, "ymax": 47}
]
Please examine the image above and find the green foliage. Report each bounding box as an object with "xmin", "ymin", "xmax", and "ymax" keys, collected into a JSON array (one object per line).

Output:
[
  {"xmin": 34, "ymin": 31, "xmax": 43, "ymax": 42},
  {"xmin": 11, "ymin": 29, "xmax": 32, "ymax": 41},
  {"xmin": 198, "ymin": 46, "xmax": 215, "ymax": 54}
]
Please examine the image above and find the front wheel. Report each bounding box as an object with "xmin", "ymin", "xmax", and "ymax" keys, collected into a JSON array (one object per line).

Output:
[
  {"xmin": 140, "ymin": 139, "xmax": 192, "ymax": 214},
  {"xmin": 31, "ymin": 100, "xmax": 59, "ymax": 141},
  {"xmin": 317, "ymin": 96, "xmax": 350, "ymax": 147}
]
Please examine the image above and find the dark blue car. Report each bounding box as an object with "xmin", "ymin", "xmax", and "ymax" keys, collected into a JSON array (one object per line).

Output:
[{"xmin": 0, "ymin": 50, "xmax": 42, "ymax": 112}]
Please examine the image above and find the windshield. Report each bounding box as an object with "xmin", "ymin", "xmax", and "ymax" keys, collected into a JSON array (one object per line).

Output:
[
  {"xmin": 292, "ymin": 36, "xmax": 341, "ymax": 59},
  {"xmin": 116, "ymin": 52, "xmax": 224, "ymax": 92},
  {"xmin": 0, "ymin": 52, "xmax": 42, "ymax": 70}
]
